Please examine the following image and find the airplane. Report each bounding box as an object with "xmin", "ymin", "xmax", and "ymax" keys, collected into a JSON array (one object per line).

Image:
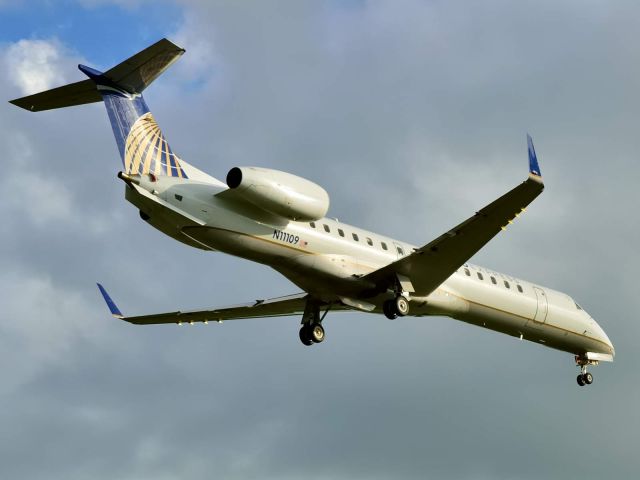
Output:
[{"xmin": 10, "ymin": 38, "xmax": 614, "ymax": 386}]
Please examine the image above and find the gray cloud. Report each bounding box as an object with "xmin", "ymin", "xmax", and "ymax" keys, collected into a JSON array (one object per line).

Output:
[{"xmin": 1, "ymin": 1, "xmax": 639, "ymax": 479}]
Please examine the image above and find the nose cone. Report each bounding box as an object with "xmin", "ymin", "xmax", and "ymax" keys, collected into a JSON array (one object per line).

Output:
[{"xmin": 593, "ymin": 319, "xmax": 615, "ymax": 358}]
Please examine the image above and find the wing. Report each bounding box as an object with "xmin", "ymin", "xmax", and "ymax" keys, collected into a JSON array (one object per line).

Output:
[
  {"xmin": 364, "ymin": 135, "xmax": 544, "ymax": 297},
  {"xmin": 97, "ymin": 284, "xmax": 318, "ymax": 325}
]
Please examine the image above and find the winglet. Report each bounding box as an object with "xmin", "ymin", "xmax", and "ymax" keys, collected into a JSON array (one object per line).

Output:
[
  {"xmin": 97, "ymin": 283, "xmax": 124, "ymax": 318},
  {"xmin": 527, "ymin": 134, "xmax": 542, "ymax": 180}
]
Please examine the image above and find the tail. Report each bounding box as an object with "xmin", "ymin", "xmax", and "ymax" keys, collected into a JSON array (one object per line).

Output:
[{"xmin": 9, "ymin": 38, "xmax": 188, "ymax": 178}]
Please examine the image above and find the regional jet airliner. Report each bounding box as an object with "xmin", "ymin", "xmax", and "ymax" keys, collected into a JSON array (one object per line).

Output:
[{"xmin": 10, "ymin": 39, "xmax": 614, "ymax": 386}]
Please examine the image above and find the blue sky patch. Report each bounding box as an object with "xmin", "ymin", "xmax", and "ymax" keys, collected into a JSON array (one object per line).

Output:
[{"xmin": 0, "ymin": 0, "xmax": 182, "ymax": 66}]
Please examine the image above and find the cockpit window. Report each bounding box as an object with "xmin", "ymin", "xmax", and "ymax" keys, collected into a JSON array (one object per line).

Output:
[{"xmin": 575, "ymin": 302, "xmax": 583, "ymax": 311}]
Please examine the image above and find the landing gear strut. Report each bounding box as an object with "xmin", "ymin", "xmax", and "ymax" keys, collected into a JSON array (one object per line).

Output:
[
  {"xmin": 383, "ymin": 296, "xmax": 410, "ymax": 320},
  {"xmin": 299, "ymin": 299, "xmax": 330, "ymax": 346},
  {"xmin": 576, "ymin": 356, "xmax": 596, "ymax": 386}
]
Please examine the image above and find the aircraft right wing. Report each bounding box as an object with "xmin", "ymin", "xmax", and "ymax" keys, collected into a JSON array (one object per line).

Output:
[
  {"xmin": 97, "ymin": 284, "xmax": 347, "ymax": 325},
  {"xmin": 363, "ymin": 135, "xmax": 545, "ymax": 297}
]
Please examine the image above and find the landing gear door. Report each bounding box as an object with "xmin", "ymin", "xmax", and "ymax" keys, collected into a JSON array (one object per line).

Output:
[{"xmin": 532, "ymin": 287, "xmax": 549, "ymax": 323}]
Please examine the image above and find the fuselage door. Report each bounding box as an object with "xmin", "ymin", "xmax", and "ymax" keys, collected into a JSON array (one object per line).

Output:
[{"xmin": 532, "ymin": 287, "xmax": 549, "ymax": 323}]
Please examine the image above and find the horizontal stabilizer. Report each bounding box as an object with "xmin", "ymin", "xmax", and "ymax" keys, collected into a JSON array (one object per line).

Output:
[
  {"xmin": 9, "ymin": 79, "xmax": 102, "ymax": 112},
  {"xmin": 9, "ymin": 38, "xmax": 185, "ymax": 112},
  {"xmin": 98, "ymin": 38, "xmax": 185, "ymax": 94}
]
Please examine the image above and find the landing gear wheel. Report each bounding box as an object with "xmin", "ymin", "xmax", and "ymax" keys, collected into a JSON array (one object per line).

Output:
[
  {"xmin": 299, "ymin": 326, "xmax": 313, "ymax": 346},
  {"xmin": 394, "ymin": 296, "xmax": 410, "ymax": 317},
  {"xmin": 577, "ymin": 374, "xmax": 585, "ymax": 386},
  {"xmin": 584, "ymin": 372, "xmax": 593, "ymax": 385},
  {"xmin": 383, "ymin": 300, "xmax": 398, "ymax": 320},
  {"xmin": 310, "ymin": 324, "xmax": 325, "ymax": 343}
]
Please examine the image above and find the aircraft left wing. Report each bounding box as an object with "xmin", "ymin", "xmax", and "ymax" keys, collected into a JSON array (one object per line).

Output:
[
  {"xmin": 97, "ymin": 284, "xmax": 318, "ymax": 325},
  {"xmin": 364, "ymin": 135, "xmax": 544, "ymax": 297}
]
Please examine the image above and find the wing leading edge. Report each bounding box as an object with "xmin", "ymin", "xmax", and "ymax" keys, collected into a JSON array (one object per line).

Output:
[
  {"xmin": 97, "ymin": 284, "xmax": 316, "ymax": 325},
  {"xmin": 364, "ymin": 135, "xmax": 544, "ymax": 297}
]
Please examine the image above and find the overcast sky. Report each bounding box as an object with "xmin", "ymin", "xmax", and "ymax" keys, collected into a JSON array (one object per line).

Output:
[{"xmin": 1, "ymin": 1, "xmax": 639, "ymax": 479}]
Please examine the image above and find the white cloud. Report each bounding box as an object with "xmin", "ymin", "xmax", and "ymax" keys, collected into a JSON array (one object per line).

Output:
[
  {"xmin": 4, "ymin": 38, "xmax": 70, "ymax": 95},
  {"xmin": 0, "ymin": 269, "xmax": 109, "ymax": 395},
  {"xmin": 1, "ymin": 131, "xmax": 75, "ymax": 226}
]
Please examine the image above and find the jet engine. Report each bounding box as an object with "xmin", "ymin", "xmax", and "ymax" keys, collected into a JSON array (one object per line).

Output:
[{"xmin": 226, "ymin": 167, "xmax": 329, "ymax": 221}]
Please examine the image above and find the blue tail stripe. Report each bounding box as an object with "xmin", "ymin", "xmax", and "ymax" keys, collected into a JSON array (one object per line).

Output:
[{"xmin": 101, "ymin": 91, "xmax": 150, "ymax": 163}]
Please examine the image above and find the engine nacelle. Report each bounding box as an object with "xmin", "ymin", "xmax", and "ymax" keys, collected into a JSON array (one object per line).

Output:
[{"xmin": 226, "ymin": 167, "xmax": 329, "ymax": 221}]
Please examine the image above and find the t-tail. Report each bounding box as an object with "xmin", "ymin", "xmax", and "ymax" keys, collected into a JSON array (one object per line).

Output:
[{"xmin": 9, "ymin": 38, "xmax": 188, "ymax": 179}]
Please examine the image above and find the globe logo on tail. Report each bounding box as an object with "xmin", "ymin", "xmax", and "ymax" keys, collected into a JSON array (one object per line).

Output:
[{"xmin": 124, "ymin": 112, "xmax": 187, "ymax": 178}]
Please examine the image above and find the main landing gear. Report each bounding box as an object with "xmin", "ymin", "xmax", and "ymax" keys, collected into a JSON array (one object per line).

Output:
[
  {"xmin": 576, "ymin": 356, "xmax": 596, "ymax": 387},
  {"xmin": 299, "ymin": 323, "xmax": 325, "ymax": 345},
  {"xmin": 299, "ymin": 300, "xmax": 330, "ymax": 346},
  {"xmin": 383, "ymin": 296, "xmax": 410, "ymax": 320}
]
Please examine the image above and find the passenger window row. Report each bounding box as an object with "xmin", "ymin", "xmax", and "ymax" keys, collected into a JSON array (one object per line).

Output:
[
  {"xmin": 463, "ymin": 267, "xmax": 524, "ymax": 293},
  {"xmin": 309, "ymin": 221, "xmax": 402, "ymax": 255}
]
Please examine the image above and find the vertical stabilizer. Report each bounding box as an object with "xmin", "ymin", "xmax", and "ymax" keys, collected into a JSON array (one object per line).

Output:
[{"xmin": 9, "ymin": 38, "xmax": 188, "ymax": 179}]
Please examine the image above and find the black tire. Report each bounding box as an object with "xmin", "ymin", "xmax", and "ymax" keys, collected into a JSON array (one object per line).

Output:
[
  {"xmin": 383, "ymin": 300, "xmax": 398, "ymax": 320},
  {"xmin": 310, "ymin": 324, "xmax": 325, "ymax": 343},
  {"xmin": 584, "ymin": 372, "xmax": 593, "ymax": 385},
  {"xmin": 299, "ymin": 326, "xmax": 313, "ymax": 346},
  {"xmin": 577, "ymin": 374, "xmax": 585, "ymax": 386},
  {"xmin": 395, "ymin": 296, "xmax": 410, "ymax": 317}
]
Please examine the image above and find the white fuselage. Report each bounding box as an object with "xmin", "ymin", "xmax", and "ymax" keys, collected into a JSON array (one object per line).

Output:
[{"xmin": 125, "ymin": 173, "xmax": 614, "ymax": 360}]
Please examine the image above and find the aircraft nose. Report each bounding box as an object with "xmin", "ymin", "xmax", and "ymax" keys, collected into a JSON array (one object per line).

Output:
[{"xmin": 593, "ymin": 320, "xmax": 615, "ymax": 357}]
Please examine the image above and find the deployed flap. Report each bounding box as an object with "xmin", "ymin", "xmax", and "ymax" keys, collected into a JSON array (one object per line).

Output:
[
  {"xmin": 364, "ymin": 136, "xmax": 544, "ymax": 297},
  {"xmin": 97, "ymin": 285, "xmax": 346, "ymax": 325}
]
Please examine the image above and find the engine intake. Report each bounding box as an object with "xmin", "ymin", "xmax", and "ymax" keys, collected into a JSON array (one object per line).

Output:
[{"xmin": 226, "ymin": 167, "xmax": 329, "ymax": 221}]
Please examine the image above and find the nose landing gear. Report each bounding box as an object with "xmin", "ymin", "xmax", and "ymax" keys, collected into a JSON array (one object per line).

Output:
[{"xmin": 575, "ymin": 356, "xmax": 597, "ymax": 387}]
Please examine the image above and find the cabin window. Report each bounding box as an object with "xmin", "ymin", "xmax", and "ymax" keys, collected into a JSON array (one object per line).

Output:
[
  {"xmin": 381, "ymin": 242, "xmax": 388, "ymax": 251},
  {"xmin": 323, "ymin": 224, "xmax": 330, "ymax": 233},
  {"xmin": 477, "ymin": 272, "xmax": 484, "ymax": 281},
  {"xmin": 309, "ymin": 222, "xmax": 316, "ymax": 228},
  {"xmin": 366, "ymin": 237, "xmax": 373, "ymax": 246},
  {"xmin": 517, "ymin": 285, "xmax": 523, "ymax": 293},
  {"xmin": 504, "ymin": 280, "xmax": 510, "ymax": 289},
  {"xmin": 397, "ymin": 246, "xmax": 404, "ymax": 255},
  {"xmin": 174, "ymin": 194, "xmax": 183, "ymax": 201},
  {"xmin": 338, "ymin": 228, "xmax": 345, "ymax": 237},
  {"xmin": 464, "ymin": 268, "xmax": 471, "ymax": 276},
  {"xmin": 352, "ymin": 233, "xmax": 359, "ymax": 241},
  {"xmin": 491, "ymin": 276, "xmax": 497, "ymax": 285}
]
